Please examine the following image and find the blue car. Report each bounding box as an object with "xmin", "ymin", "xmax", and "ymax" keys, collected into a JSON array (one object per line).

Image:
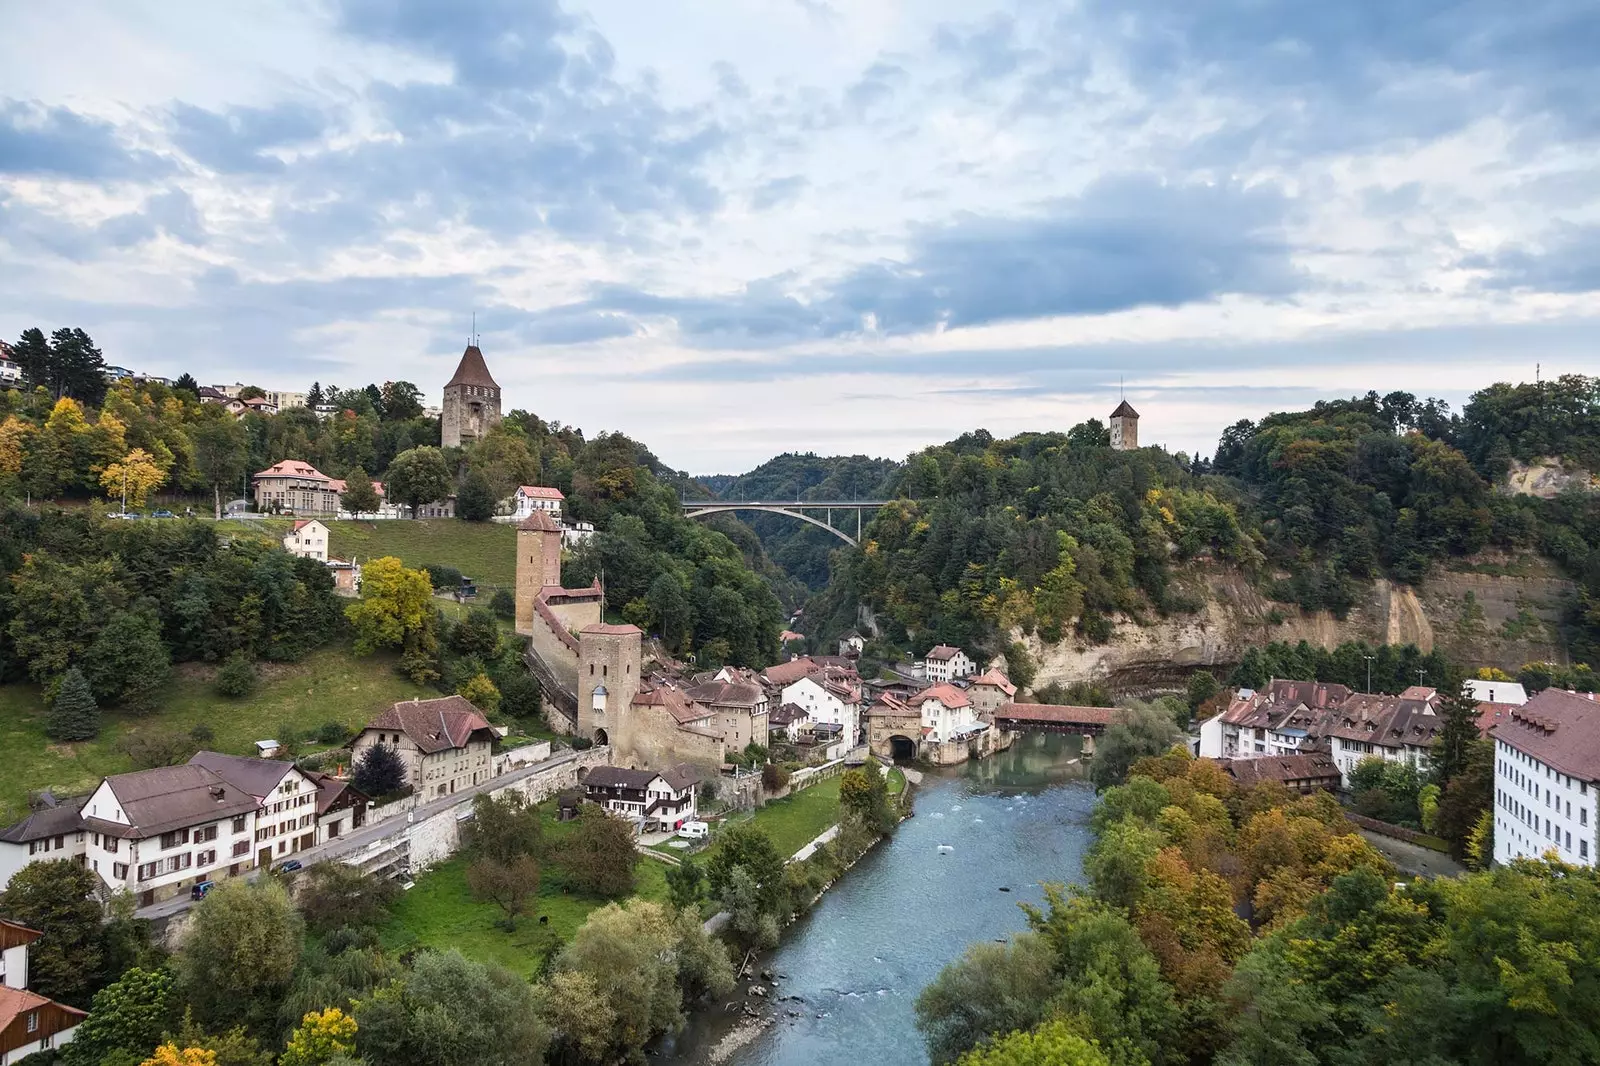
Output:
[
  {"xmin": 276, "ymin": 859, "xmax": 304, "ymax": 873},
  {"xmin": 151, "ymin": 509, "xmax": 175, "ymax": 518}
]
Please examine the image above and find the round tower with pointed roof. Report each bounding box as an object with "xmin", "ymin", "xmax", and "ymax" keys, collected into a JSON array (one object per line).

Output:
[{"xmin": 442, "ymin": 343, "xmax": 502, "ymax": 448}]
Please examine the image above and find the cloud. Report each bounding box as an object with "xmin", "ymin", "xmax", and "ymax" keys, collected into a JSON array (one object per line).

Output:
[
  {"xmin": 750, "ymin": 175, "xmax": 807, "ymax": 210},
  {"xmin": 335, "ymin": 0, "xmax": 574, "ymax": 90},
  {"xmin": 169, "ymin": 102, "xmax": 329, "ymax": 174},
  {"xmin": 1467, "ymin": 224, "xmax": 1600, "ymax": 294},
  {"xmin": 0, "ymin": 100, "xmax": 167, "ymax": 180}
]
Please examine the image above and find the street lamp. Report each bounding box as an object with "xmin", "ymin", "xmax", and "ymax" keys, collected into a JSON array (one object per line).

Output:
[{"xmin": 1363, "ymin": 655, "xmax": 1375, "ymax": 693}]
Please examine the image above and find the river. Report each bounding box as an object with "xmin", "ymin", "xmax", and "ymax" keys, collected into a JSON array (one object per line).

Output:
[{"xmin": 664, "ymin": 734, "xmax": 1097, "ymax": 1066}]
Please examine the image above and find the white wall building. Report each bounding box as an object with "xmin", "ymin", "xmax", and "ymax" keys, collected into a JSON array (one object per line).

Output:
[
  {"xmin": 781, "ymin": 672, "xmax": 861, "ymax": 747},
  {"xmin": 1492, "ymin": 688, "xmax": 1600, "ymax": 867},
  {"xmin": 282, "ymin": 519, "xmax": 330, "ymax": 562},
  {"xmin": 0, "ymin": 797, "xmax": 87, "ymax": 892},
  {"xmin": 0, "ymin": 920, "xmax": 85, "ymax": 1065},
  {"xmin": 352, "ymin": 696, "xmax": 496, "ymax": 800},
  {"xmin": 918, "ymin": 645, "xmax": 975, "ymax": 683},
  {"xmin": 513, "ymin": 485, "xmax": 565, "ymax": 521},
  {"xmin": 916, "ymin": 684, "xmax": 985, "ymax": 743},
  {"xmin": 1464, "ymin": 678, "xmax": 1528, "ymax": 706}
]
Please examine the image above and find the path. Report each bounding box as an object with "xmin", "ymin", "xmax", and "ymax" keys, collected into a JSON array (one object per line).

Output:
[
  {"xmin": 135, "ymin": 747, "xmax": 586, "ymax": 921},
  {"xmin": 1357, "ymin": 828, "xmax": 1466, "ymax": 878}
]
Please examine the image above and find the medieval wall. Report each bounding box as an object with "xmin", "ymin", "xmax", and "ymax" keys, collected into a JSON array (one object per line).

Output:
[{"xmin": 624, "ymin": 705, "xmax": 725, "ymax": 773}]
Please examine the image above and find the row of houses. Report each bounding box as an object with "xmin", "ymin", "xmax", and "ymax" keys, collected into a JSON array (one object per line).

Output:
[{"xmin": 1, "ymin": 919, "xmax": 85, "ymax": 1064}]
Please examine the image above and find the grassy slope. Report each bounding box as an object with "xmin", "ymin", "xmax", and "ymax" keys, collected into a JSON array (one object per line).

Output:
[
  {"xmin": 712, "ymin": 776, "xmax": 844, "ymax": 859},
  {"xmin": 211, "ymin": 518, "xmax": 518, "ymax": 587},
  {"xmin": 0, "ymin": 648, "xmax": 430, "ymax": 824}
]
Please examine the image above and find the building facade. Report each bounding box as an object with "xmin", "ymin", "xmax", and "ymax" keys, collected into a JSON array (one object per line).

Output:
[
  {"xmin": 581, "ymin": 765, "xmax": 698, "ymax": 828},
  {"xmin": 253, "ymin": 460, "xmax": 341, "ymax": 514},
  {"xmin": 0, "ymin": 921, "xmax": 85, "ymax": 1065},
  {"xmin": 513, "ymin": 485, "xmax": 565, "ymax": 521},
  {"xmin": 1109, "ymin": 399, "xmax": 1139, "ymax": 450},
  {"xmin": 282, "ymin": 519, "xmax": 330, "ymax": 562},
  {"xmin": 1492, "ymin": 688, "xmax": 1600, "ymax": 867},
  {"xmin": 353, "ymin": 696, "xmax": 496, "ymax": 800},
  {"xmin": 441, "ymin": 344, "xmax": 502, "ymax": 448},
  {"xmin": 918, "ymin": 645, "xmax": 976, "ymax": 683}
]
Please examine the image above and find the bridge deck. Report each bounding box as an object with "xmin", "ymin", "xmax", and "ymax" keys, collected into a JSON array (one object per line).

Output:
[
  {"xmin": 681, "ymin": 500, "xmax": 894, "ymax": 508},
  {"xmin": 993, "ymin": 703, "xmax": 1116, "ymax": 734}
]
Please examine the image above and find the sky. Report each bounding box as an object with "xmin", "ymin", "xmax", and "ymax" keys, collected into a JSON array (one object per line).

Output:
[{"xmin": 2, "ymin": 0, "xmax": 1598, "ymax": 475}]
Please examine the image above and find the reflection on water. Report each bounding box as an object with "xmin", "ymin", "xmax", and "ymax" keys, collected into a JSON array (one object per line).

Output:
[{"xmin": 664, "ymin": 734, "xmax": 1095, "ymax": 1066}]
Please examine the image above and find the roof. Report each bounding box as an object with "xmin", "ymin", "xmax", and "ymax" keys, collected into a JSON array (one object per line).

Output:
[
  {"xmin": 633, "ymin": 683, "xmax": 717, "ymax": 725},
  {"xmin": 0, "ymin": 985, "xmax": 86, "ymax": 1035},
  {"xmin": 581, "ymin": 622, "xmax": 643, "ymax": 637},
  {"xmin": 253, "ymin": 459, "xmax": 330, "ymax": 482},
  {"xmin": 685, "ymin": 679, "xmax": 766, "ymax": 709},
  {"xmin": 1464, "ymin": 679, "xmax": 1528, "ymax": 705},
  {"xmin": 1110, "ymin": 399, "xmax": 1139, "ymax": 418},
  {"xmin": 1399, "ymin": 685, "xmax": 1437, "ymax": 701},
  {"xmin": 517, "ymin": 510, "xmax": 562, "ymax": 532},
  {"xmin": 916, "ymin": 683, "xmax": 971, "ymax": 709},
  {"xmin": 95, "ymin": 764, "xmax": 260, "ymax": 839},
  {"xmin": 517, "ymin": 485, "xmax": 565, "ymax": 500},
  {"xmin": 1475, "ymin": 701, "xmax": 1518, "ymax": 738},
  {"xmin": 999, "ymin": 703, "xmax": 1117, "ymax": 726},
  {"xmin": 0, "ymin": 794, "xmax": 87, "ymax": 844},
  {"xmin": 584, "ymin": 766, "xmax": 659, "ymax": 791},
  {"xmin": 187, "ymin": 751, "xmax": 296, "ymax": 801},
  {"xmin": 923, "ymin": 644, "xmax": 964, "ymax": 662},
  {"xmin": 302, "ymin": 769, "xmax": 370, "ymax": 816},
  {"xmin": 365, "ymin": 696, "xmax": 494, "ymax": 755},
  {"xmin": 866, "ymin": 694, "xmax": 917, "ymax": 718},
  {"xmin": 445, "ymin": 344, "xmax": 500, "ymax": 390},
  {"xmin": 327, "ymin": 478, "xmax": 384, "ymax": 498},
  {"xmin": 0, "ymin": 919, "xmax": 42, "ymax": 952},
  {"xmin": 769, "ymin": 703, "xmax": 810, "ymax": 725},
  {"xmin": 661, "ymin": 763, "xmax": 702, "ymax": 791},
  {"xmin": 1213, "ymin": 754, "xmax": 1341, "ymax": 788},
  {"xmin": 763, "ymin": 657, "xmax": 821, "ymax": 688},
  {"xmin": 970, "ymin": 669, "xmax": 1017, "ymax": 698},
  {"xmin": 1491, "ymin": 688, "xmax": 1600, "ymax": 781}
]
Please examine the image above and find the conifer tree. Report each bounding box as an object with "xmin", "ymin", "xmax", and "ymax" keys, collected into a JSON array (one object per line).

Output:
[{"xmin": 48, "ymin": 666, "xmax": 100, "ymax": 741}]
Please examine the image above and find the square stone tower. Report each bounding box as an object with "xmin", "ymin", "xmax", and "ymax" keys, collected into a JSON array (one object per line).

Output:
[
  {"xmin": 514, "ymin": 511, "xmax": 564, "ymax": 633},
  {"xmin": 579, "ymin": 624, "xmax": 643, "ymax": 750},
  {"xmin": 441, "ymin": 343, "xmax": 502, "ymax": 448},
  {"xmin": 1109, "ymin": 399, "xmax": 1140, "ymax": 451}
]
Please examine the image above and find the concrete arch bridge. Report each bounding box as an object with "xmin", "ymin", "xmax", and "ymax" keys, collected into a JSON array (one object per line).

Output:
[{"xmin": 680, "ymin": 499, "xmax": 896, "ymax": 547}]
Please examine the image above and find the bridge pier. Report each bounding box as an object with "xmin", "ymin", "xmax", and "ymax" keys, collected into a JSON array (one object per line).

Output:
[{"xmin": 1081, "ymin": 734, "xmax": 1096, "ymax": 757}]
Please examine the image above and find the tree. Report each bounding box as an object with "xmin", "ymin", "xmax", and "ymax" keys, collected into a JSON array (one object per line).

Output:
[
  {"xmin": 59, "ymin": 967, "xmax": 174, "ymax": 1066},
  {"xmin": 384, "ymin": 447, "xmax": 452, "ymax": 518},
  {"xmin": 955, "ymin": 1021, "xmax": 1109, "ymax": 1066},
  {"xmin": 559, "ymin": 805, "xmax": 638, "ymax": 897},
  {"xmin": 456, "ymin": 672, "xmax": 500, "ymax": 714},
  {"xmin": 379, "ymin": 381, "xmax": 425, "ymax": 422},
  {"xmin": 306, "ymin": 382, "xmax": 324, "ymax": 407},
  {"xmin": 82, "ymin": 608, "xmax": 171, "ymax": 712},
  {"xmin": 1089, "ymin": 704, "xmax": 1183, "ymax": 789},
  {"xmin": 1431, "ymin": 687, "xmax": 1482, "ymax": 786},
  {"xmin": 192, "ymin": 416, "xmax": 249, "ymax": 518},
  {"xmin": 469, "ymin": 791, "xmax": 542, "ymax": 864},
  {"xmin": 705, "ymin": 823, "xmax": 786, "ymax": 918},
  {"xmin": 721, "ymin": 865, "xmax": 780, "ymax": 950},
  {"xmin": 455, "ymin": 470, "xmax": 497, "ymax": 522},
  {"xmin": 173, "ymin": 373, "xmax": 200, "ymax": 397},
  {"xmin": 142, "ymin": 1046, "xmax": 218, "ymax": 1066},
  {"xmin": 215, "ymin": 650, "xmax": 257, "ymax": 698},
  {"xmin": 489, "ymin": 589, "xmax": 516, "ymax": 620},
  {"xmin": 345, "ymin": 556, "xmax": 434, "ymax": 654},
  {"xmin": 915, "ymin": 934, "xmax": 1062, "ymax": 1064},
  {"xmin": 354, "ymin": 950, "xmax": 549, "ymax": 1066},
  {"xmin": 100, "ymin": 447, "xmax": 167, "ymax": 510},
  {"xmin": 297, "ymin": 863, "xmax": 398, "ymax": 936},
  {"xmin": 280, "ymin": 1008, "xmax": 358, "ymax": 1066},
  {"xmin": 0, "ymin": 859, "xmax": 103, "ymax": 1006},
  {"xmin": 467, "ymin": 854, "xmax": 541, "ymax": 930},
  {"xmin": 351, "ymin": 743, "xmax": 407, "ymax": 798},
  {"xmin": 47, "ymin": 665, "xmax": 100, "ymax": 740},
  {"xmin": 840, "ymin": 756, "xmax": 895, "ymax": 832},
  {"xmin": 1186, "ymin": 670, "xmax": 1220, "ymax": 713},
  {"xmin": 174, "ymin": 878, "xmax": 304, "ymax": 1032},
  {"xmin": 338, "ymin": 467, "xmax": 380, "ymax": 516},
  {"xmin": 163, "ymin": 1010, "xmax": 272, "ymax": 1066},
  {"xmin": 665, "ymin": 859, "xmax": 704, "ymax": 910},
  {"xmin": 19, "ymin": 327, "xmax": 109, "ymax": 405}
]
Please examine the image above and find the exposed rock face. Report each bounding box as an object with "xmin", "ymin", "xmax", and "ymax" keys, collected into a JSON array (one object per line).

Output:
[
  {"xmin": 1020, "ymin": 553, "xmax": 1575, "ymax": 690},
  {"xmin": 1503, "ymin": 458, "xmax": 1598, "ymax": 499}
]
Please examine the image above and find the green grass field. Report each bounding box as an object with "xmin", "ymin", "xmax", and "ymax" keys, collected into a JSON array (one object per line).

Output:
[
  {"xmin": 210, "ymin": 517, "xmax": 518, "ymax": 587},
  {"xmin": 0, "ymin": 647, "xmax": 430, "ymax": 824},
  {"xmin": 713, "ymin": 776, "xmax": 844, "ymax": 859}
]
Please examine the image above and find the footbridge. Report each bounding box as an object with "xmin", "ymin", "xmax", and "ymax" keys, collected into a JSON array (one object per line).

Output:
[
  {"xmin": 992, "ymin": 703, "xmax": 1116, "ymax": 736},
  {"xmin": 680, "ymin": 499, "xmax": 896, "ymax": 547}
]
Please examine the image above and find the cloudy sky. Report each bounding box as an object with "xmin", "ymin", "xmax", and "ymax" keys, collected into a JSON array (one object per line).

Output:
[{"xmin": 2, "ymin": 0, "xmax": 1597, "ymax": 473}]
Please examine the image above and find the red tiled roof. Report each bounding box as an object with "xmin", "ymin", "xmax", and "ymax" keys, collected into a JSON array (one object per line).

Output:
[
  {"xmin": 915, "ymin": 683, "xmax": 971, "ymax": 709},
  {"xmin": 0, "ymin": 984, "xmax": 85, "ymax": 1038},
  {"xmin": 763, "ymin": 657, "xmax": 820, "ymax": 688},
  {"xmin": 998, "ymin": 703, "xmax": 1116, "ymax": 726},
  {"xmin": 1491, "ymin": 688, "xmax": 1600, "ymax": 781},
  {"xmin": 1474, "ymin": 701, "xmax": 1518, "ymax": 738},
  {"xmin": 517, "ymin": 511, "xmax": 561, "ymax": 532},
  {"xmin": 366, "ymin": 696, "xmax": 493, "ymax": 755},
  {"xmin": 1213, "ymin": 754, "xmax": 1341, "ymax": 789},
  {"xmin": 445, "ymin": 344, "xmax": 500, "ymax": 389},
  {"xmin": 924, "ymin": 644, "xmax": 963, "ymax": 662},
  {"xmin": 970, "ymin": 669, "xmax": 1016, "ymax": 698},
  {"xmin": 634, "ymin": 683, "xmax": 716, "ymax": 725},
  {"xmin": 685, "ymin": 679, "xmax": 765, "ymax": 708},
  {"xmin": 517, "ymin": 485, "xmax": 565, "ymax": 500},
  {"xmin": 254, "ymin": 459, "xmax": 330, "ymax": 482}
]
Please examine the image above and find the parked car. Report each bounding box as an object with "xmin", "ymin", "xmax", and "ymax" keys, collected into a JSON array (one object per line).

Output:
[
  {"xmin": 151, "ymin": 509, "xmax": 175, "ymax": 518},
  {"xmin": 276, "ymin": 859, "xmax": 304, "ymax": 873},
  {"xmin": 190, "ymin": 879, "xmax": 216, "ymax": 901},
  {"xmin": 677, "ymin": 821, "xmax": 709, "ymax": 840}
]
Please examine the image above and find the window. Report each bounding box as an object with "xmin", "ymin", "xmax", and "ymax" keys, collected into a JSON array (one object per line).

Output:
[
  {"xmin": 197, "ymin": 849, "xmax": 216, "ymax": 868},
  {"xmin": 26, "ymin": 1010, "xmax": 38, "ymax": 1033},
  {"xmin": 232, "ymin": 816, "xmax": 247, "ymax": 833},
  {"xmin": 137, "ymin": 861, "xmax": 158, "ymax": 881},
  {"xmin": 232, "ymin": 840, "xmax": 250, "ymax": 857},
  {"xmin": 195, "ymin": 825, "xmax": 218, "ymax": 843},
  {"xmin": 114, "ymin": 862, "xmax": 129, "ymax": 880},
  {"xmin": 160, "ymin": 829, "xmax": 190, "ymax": 850}
]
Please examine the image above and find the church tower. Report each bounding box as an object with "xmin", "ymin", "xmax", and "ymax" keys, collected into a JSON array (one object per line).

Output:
[
  {"xmin": 1109, "ymin": 399, "xmax": 1139, "ymax": 451},
  {"xmin": 441, "ymin": 343, "xmax": 502, "ymax": 448}
]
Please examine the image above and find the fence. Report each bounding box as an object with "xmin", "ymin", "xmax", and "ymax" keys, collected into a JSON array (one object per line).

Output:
[{"xmin": 1344, "ymin": 811, "xmax": 1451, "ymax": 852}]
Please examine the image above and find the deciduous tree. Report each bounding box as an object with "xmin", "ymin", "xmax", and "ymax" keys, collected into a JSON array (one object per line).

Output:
[
  {"xmin": 100, "ymin": 447, "xmax": 167, "ymax": 509},
  {"xmin": 354, "ymin": 950, "xmax": 548, "ymax": 1066},
  {"xmin": 383, "ymin": 447, "xmax": 452, "ymax": 518},
  {"xmin": 467, "ymin": 854, "xmax": 540, "ymax": 930},
  {"xmin": 915, "ymin": 933, "xmax": 1061, "ymax": 1065},
  {"xmin": 338, "ymin": 466, "xmax": 381, "ymax": 515},
  {"xmin": 175, "ymin": 879, "xmax": 304, "ymax": 1032},
  {"xmin": 0, "ymin": 859, "xmax": 104, "ymax": 1006},
  {"xmin": 59, "ymin": 966, "xmax": 174, "ymax": 1066},
  {"xmin": 558, "ymin": 805, "xmax": 638, "ymax": 897},
  {"xmin": 280, "ymin": 1008, "xmax": 358, "ymax": 1066}
]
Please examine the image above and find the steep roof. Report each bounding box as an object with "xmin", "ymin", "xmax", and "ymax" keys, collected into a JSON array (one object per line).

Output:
[
  {"xmin": 445, "ymin": 344, "xmax": 500, "ymax": 390},
  {"xmin": 970, "ymin": 668, "xmax": 1017, "ymax": 698},
  {"xmin": 584, "ymin": 766, "xmax": 659, "ymax": 791},
  {"xmin": 365, "ymin": 696, "xmax": 493, "ymax": 754},
  {"xmin": 769, "ymin": 702, "xmax": 810, "ymax": 725},
  {"xmin": 187, "ymin": 751, "xmax": 297, "ymax": 801},
  {"xmin": 924, "ymin": 644, "xmax": 964, "ymax": 662},
  {"xmin": 1214, "ymin": 754, "xmax": 1341, "ymax": 789},
  {"xmin": 0, "ymin": 984, "xmax": 86, "ymax": 1037},
  {"xmin": 1110, "ymin": 399, "xmax": 1139, "ymax": 418},
  {"xmin": 633, "ymin": 683, "xmax": 716, "ymax": 725},
  {"xmin": 93, "ymin": 765, "xmax": 259, "ymax": 839},
  {"xmin": 0, "ymin": 919, "xmax": 42, "ymax": 952},
  {"xmin": 0, "ymin": 794, "xmax": 87, "ymax": 844},
  {"xmin": 517, "ymin": 485, "xmax": 565, "ymax": 500},
  {"xmin": 763, "ymin": 657, "xmax": 820, "ymax": 688},
  {"xmin": 1491, "ymin": 688, "xmax": 1600, "ymax": 781},
  {"xmin": 685, "ymin": 679, "xmax": 765, "ymax": 709},
  {"xmin": 302, "ymin": 769, "xmax": 370, "ymax": 816},
  {"xmin": 517, "ymin": 510, "xmax": 562, "ymax": 532},
  {"xmin": 916, "ymin": 683, "xmax": 971, "ymax": 709}
]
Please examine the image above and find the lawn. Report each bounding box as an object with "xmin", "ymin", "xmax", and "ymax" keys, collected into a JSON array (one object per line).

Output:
[
  {"xmin": 0, "ymin": 647, "xmax": 431, "ymax": 824},
  {"xmin": 712, "ymin": 776, "xmax": 844, "ymax": 860},
  {"xmin": 327, "ymin": 520, "xmax": 517, "ymax": 587},
  {"xmin": 383, "ymin": 844, "xmax": 670, "ymax": 978}
]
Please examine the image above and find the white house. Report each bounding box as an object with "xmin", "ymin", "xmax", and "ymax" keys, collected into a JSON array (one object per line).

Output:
[
  {"xmin": 187, "ymin": 751, "xmax": 323, "ymax": 861},
  {"xmin": 1325, "ymin": 687, "xmax": 1443, "ymax": 788},
  {"xmin": 581, "ymin": 766, "xmax": 699, "ymax": 828},
  {"xmin": 1197, "ymin": 681, "xmax": 1352, "ymax": 760},
  {"xmin": 80, "ymin": 764, "xmax": 263, "ymax": 907},
  {"xmin": 918, "ymin": 645, "xmax": 975, "ymax": 683},
  {"xmin": 916, "ymin": 684, "xmax": 986, "ymax": 744},
  {"xmin": 0, "ymin": 796, "xmax": 87, "ymax": 892},
  {"xmin": 1492, "ymin": 687, "xmax": 1600, "ymax": 867},
  {"xmin": 781, "ymin": 668, "xmax": 863, "ymax": 747},
  {"xmin": 513, "ymin": 485, "xmax": 565, "ymax": 521},
  {"xmin": 837, "ymin": 630, "xmax": 865, "ymax": 657},
  {"xmin": 768, "ymin": 703, "xmax": 810, "ymax": 743},
  {"xmin": 1464, "ymin": 678, "xmax": 1528, "ymax": 706},
  {"xmin": 0, "ymin": 920, "xmax": 85, "ymax": 1065},
  {"xmin": 281, "ymin": 519, "xmax": 330, "ymax": 562}
]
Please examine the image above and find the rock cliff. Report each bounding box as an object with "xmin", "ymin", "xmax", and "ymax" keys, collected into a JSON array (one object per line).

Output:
[{"xmin": 1020, "ymin": 552, "xmax": 1575, "ymax": 690}]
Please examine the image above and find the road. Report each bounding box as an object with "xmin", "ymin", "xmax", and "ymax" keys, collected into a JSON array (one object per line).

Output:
[{"xmin": 136, "ymin": 747, "xmax": 585, "ymax": 921}]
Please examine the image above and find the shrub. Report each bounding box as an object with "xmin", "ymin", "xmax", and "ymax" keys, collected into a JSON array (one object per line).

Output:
[
  {"xmin": 215, "ymin": 651, "xmax": 256, "ymax": 699},
  {"xmin": 425, "ymin": 564, "xmax": 464, "ymax": 591},
  {"xmin": 188, "ymin": 723, "xmax": 215, "ymax": 745},
  {"xmin": 489, "ymin": 589, "xmax": 517, "ymax": 619},
  {"xmin": 315, "ymin": 721, "xmax": 349, "ymax": 745},
  {"xmin": 761, "ymin": 763, "xmax": 790, "ymax": 791},
  {"xmin": 352, "ymin": 743, "xmax": 407, "ymax": 797}
]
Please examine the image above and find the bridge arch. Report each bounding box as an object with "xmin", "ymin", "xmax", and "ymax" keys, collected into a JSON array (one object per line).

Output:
[
  {"xmin": 887, "ymin": 734, "xmax": 917, "ymax": 763},
  {"xmin": 683, "ymin": 503, "xmax": 863, "ymax": 547}
]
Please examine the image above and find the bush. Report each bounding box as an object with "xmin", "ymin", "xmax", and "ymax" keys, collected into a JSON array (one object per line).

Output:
[
  {"xmin": 571, "ymin": 737, "xmax": 593, "ymax": 751},
  {"xmin": 189, "ymin": 723, "xmax": 215, "ymax": 745},
  {"xmin": 497, "ymin": 671, "xmax": 542, "ymax": 718},
  {"xmin": 315, "ymin": 721, "xmax": 349, "ymax": 745},
  {"xmin": 117, "ymin": 730, "xmax": 196, "ymax": 769},
  {"xmin": 761, "ymin": 763, "xmax": 790, "ymax": 791},
  {"xmin": 425, "ymin": 564, "xmax": 464, "ymax": 591},
  {"xmin": 490, "ymin": 589, "xmax": 517, "ymax": 619},
  {"xmin": 215, "ymin": 651, "xmax": 257, "ymax": 699}
]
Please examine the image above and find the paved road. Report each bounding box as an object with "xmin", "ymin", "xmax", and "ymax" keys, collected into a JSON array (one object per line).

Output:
[
  {"xmin": 1357, "ymin": 828, "xmax": 1467, "ymax": 879},
  {"xmin": 136, "ymin": 748, "xmax": 585, "ymax": 921}
]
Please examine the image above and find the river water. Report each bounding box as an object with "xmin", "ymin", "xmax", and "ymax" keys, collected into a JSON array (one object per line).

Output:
[{"xmin": 665, "ymin": 734, "xmax": 1096, "ymax": 1066}]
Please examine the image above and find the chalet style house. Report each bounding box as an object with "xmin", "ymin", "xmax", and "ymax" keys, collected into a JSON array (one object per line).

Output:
[{"xmin": 581, "ymin": 765, "xmax": 700, "ymax": 829}]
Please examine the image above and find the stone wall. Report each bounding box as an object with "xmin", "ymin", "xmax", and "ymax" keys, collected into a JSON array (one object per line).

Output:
[
  {"xmin": 526, "ymin": 601, "xmax": 580, "ymax": 696},
  {"xmin": 623, "ymin": 703, "xmax": 724, "ymax": 773}
]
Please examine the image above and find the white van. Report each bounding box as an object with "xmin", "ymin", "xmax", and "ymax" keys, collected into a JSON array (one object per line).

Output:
[{"xmin": 677, "ymin": 821, "xmax": 709, "ymax": 840}]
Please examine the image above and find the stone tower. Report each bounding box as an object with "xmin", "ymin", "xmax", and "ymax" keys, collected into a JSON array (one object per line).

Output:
[
  {"xmin": 441, "ymin": 343, "xmax": 502, "ymax": 449},
  {"xmin": 514, "ymin": 511, "xmax": 564, "ymax": 634},
  {"xmin": 1109, "ymin": 399, "xmax": 1139, "ymax": 451},
  {"xmin": 579, "ymin": 624, "xmax": 643, "ymax": 750}
]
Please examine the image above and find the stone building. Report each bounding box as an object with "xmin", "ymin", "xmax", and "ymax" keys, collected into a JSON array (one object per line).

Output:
[
  {"xmin": 1110, "ymin": 399, "xmax": 1139, "ymax": 450},
  {"xmin": 352, "ymin": 696, "xmax": 496, "ymax": 801},
  {"xmin": 441, "ymin": 343, "xmax": 502, "ymax": 448}
]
